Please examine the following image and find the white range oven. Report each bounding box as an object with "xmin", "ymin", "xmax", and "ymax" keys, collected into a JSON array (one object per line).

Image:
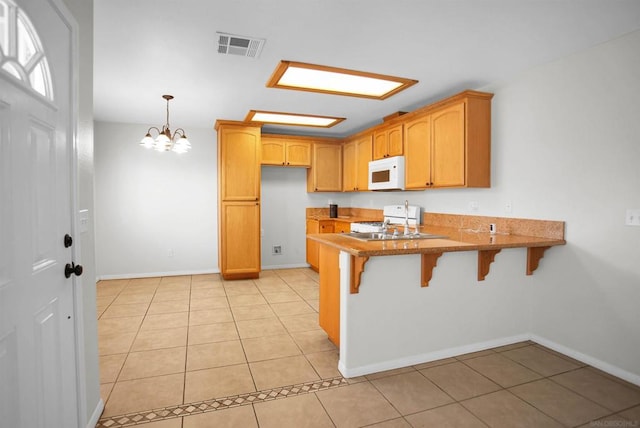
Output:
[{"xmin": 350, "ymin": 204, "xmax": 422, "ymax": 233}]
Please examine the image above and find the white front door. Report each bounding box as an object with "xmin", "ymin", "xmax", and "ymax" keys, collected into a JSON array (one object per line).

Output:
[{"xmin": 0, "ymin": 0, "xmax": 80, "ymax": 427}]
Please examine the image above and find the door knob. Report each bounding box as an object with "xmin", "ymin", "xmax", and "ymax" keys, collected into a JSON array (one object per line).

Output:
[{"xmin": 65, "ymin": 262, "xmax": 83, "ymax": 278}]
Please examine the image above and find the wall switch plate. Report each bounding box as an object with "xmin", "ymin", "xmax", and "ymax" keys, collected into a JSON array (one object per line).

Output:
[
  {"xmin": 626, "ymin": 209, "xmax": 640, "ymax": 226},
  {"xmin": 504, "ymin": 200, "xmax": 513, "ymax": 214},
  {"xmin": 272, "ymin": 245, "xmax": 282, "ymax": 255},
  {"xmin": 78, "ymin": 209, "xmax": 89, "ymax": 233}
]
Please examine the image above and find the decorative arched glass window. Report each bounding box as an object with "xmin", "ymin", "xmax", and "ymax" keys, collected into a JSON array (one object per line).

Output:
[{"xmin": 0, "ymin": 0, "xmax": 53, "ymax": 100}]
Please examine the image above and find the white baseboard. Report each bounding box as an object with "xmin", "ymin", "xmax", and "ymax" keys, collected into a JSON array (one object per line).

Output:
[
  {"xmin": 339, "ymin": 334, "xmax": 530, "ymax": 378},
  {"xmin": 338, "ymin": 333, "xmax": 640, "ymax": 387},
  {"xmin": 262, "ymin": 263, "xmax": 312, "ymax": 270},
  {"xmin": 97, "ymin": 268, "xmax": 219, "ymax": 281},
  {"xmin": 86, "ymin": 398, "xmax": 104, "ymax": 428},
  {"xmin": 97, "ymin": 265, "xmax": 314, "ymax": 281},
  {"xmin": 531, "ymin": 334, "xmax": 640, "ymax": 387}
]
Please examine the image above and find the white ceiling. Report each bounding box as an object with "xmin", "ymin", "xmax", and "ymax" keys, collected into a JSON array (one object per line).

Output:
[{"xmin": 93, "ymin": 0, "xmax": 640, "ymax": 137}]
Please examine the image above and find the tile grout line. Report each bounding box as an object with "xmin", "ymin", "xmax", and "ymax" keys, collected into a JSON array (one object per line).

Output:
[
  {"xmin": 181, "ymin": 275, "xmax": 193, "ymax": 414},
  {"xmin": 96, "ymin": 376, "xmax": 349, "ymax": 427},
  {"xmin": 97, "ymin": 272, "xmax": 640, "ymax": 427}
]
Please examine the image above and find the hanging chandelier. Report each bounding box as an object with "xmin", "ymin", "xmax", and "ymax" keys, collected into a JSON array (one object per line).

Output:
[{"xmin": 140, "ymin": 94, "xmax": 191, "ymax": 153}]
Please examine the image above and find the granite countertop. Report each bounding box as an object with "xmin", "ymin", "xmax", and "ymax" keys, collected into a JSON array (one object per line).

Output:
[
  {"xmin": 306, "ymin": 215, "xmax": 381, "ymax": 222},
  {"xmin": 307, "ymin": 224, "xmax": 566, "ymax": 257}
]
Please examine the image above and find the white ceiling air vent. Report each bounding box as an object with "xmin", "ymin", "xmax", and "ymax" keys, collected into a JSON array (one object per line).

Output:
[{"xmin": 217, "ymin": 32, "xmax": 265, "ymax": 58}]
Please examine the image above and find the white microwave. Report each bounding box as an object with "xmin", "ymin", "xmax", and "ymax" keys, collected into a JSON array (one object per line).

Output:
[{"xmin": 368, "ymin": 156, "xmax": 405, "ymax": 191}]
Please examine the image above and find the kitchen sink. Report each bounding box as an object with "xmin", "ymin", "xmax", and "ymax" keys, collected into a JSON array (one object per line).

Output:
[{"xmin": 344, "ymin": 232, "xmax": 448, "ymax": 241}]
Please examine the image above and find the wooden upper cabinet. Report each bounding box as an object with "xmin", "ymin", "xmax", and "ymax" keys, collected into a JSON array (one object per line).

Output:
[
  {"xmin": 431, "ymin": 102, "xmax": 466, "ymax": 187},
  {"xmin": 261, "ymin": 135, "xmax": 311, "ymax": 167},
  {"xmin": 372, "ymin": 123, "xmax": 403, "ymax": 160},
  {"xmin": 286, "ymin": 141, "xmax": 312, "ymax": 166},
  {"xmin": 342, "ymin": 133, "xmax": 372, "ymax": 192},
  {"xmin": 261, "ymin": 137, "xmax": 286, "ymax": 165},
  {"xmin": 308, "ymin": 142, "xmax": 343, "ymax": 192},
  {"xmin": 217, "ymin": 123, "xmax": 261, "ymax": 201},
  {"xmin": 342, "ymin": 141, "xmax": 356, "ymax": 192},
  {"xmin": 404, "ymin": 113, "xmax": 431, "ymax": 189},
  {"xmin": 355, "ymin": 134, "xmax": 373, "ymax": 191},
  {"xmin": 403, "ymin": 92, "xmax": 492, "ymax": 189}
]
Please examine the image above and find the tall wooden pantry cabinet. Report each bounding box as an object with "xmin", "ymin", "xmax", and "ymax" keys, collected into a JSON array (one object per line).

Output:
[{"xmin": 215, "ymin": 121, "xmax": 262, "ymax": 279}]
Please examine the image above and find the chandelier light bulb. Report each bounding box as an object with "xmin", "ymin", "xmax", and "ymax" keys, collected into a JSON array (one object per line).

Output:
[
  {"xmin": 140, "ymin": 133, "xmax": 154, "ymax": 148},
  {"xmin": 155, "ymin": 133, "xmax": 170, "ymax": 144},
  {"xmin": 172, "ymin": 135, "xmax": 191, "ymax": 154}
]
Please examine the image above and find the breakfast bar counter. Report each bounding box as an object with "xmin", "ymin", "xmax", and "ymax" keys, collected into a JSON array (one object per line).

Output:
[
  {"xmin": 308, "ymin": 225, "xmax": 565, "ymax": 257},
  {"xmin": 306, "ymin": 213, "xmax": 566, "ymax": 378}
]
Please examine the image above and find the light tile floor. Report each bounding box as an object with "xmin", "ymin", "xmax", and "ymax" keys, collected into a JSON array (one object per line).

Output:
[{"xmin": 96, "ymin": 268, "xmax": 640, "ymax": 427}]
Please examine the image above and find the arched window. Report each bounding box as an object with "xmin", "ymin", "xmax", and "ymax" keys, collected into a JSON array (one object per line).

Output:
[{"xmin": 0, "ymin": 0, "xmax": 53, "ymax": 100}]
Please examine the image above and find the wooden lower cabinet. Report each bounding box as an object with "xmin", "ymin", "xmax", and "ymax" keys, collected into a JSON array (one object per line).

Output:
[
  {"xmin": 219, "ymin": 201, "xmax": 261, "ymax": 279},
  {"xmin": 319, "ymin": 244, "xmax": 340, "ymax": 346},
  {"xmin": 306, "ymin": 219, "xmax": 335, "ymax": 271},
  {"xmin": 334, "ymin": 221, "xmax": 350, "ymax": 233},
  {"xmin": 306, "ymin": 219, "xmax": 320, "ymax": 271}
]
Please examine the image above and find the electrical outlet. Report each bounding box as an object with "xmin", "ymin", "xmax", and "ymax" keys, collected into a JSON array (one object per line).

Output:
[
  {"xmin": 167, "ymin": 248, "xmax": 174, "ymax": 257},
  {"xmin": 469, "ymin": 201, "xmax": 479, "ymax": 212},
  {"xmin": 626, "ymin": 209, "xmax": 640, "ymax": 226},
  {"xmin": 272, "ymin": 245, "xmax": 282, "ymax": 255}
]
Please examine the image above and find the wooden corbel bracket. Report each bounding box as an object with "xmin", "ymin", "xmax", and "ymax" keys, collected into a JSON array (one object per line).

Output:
[
  {"xmin": 350, "ymin": 255, "xmax": 369, "ymax": 294},
  {"xmin": 527, "ymin": 246, "xmax": 551, "ymax": 275},
  {"xmin": 478, "ymin": 249, "xmax": 501, "ymax": 281},
  {"xmin": 421, "ymin": 252, "xmax": 443, "ymax": 287}
]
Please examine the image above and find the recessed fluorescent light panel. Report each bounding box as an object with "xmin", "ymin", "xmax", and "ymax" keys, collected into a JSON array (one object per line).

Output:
[
  {"xmin": 266, "ymin": 61, "xmax": 418, "ymax": 99},
  {"xmin": 245, "ymin": 110, "xmax": 345, "ymax": 128}
]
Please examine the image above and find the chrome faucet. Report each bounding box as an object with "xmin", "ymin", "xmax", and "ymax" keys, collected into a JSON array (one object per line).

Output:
[
  {"xmin": 403, "ymin": 200, "xmax": 410, "ymax": 236},
  {"xmin": 382, "ymin": 218, "xmax": 391, "ymax": 234}
]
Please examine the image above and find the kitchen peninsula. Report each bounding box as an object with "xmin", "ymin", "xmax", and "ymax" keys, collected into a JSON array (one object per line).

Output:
[{"xmin": 308, "ymin": 212, "xmax": 565, "ymax": 377}]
